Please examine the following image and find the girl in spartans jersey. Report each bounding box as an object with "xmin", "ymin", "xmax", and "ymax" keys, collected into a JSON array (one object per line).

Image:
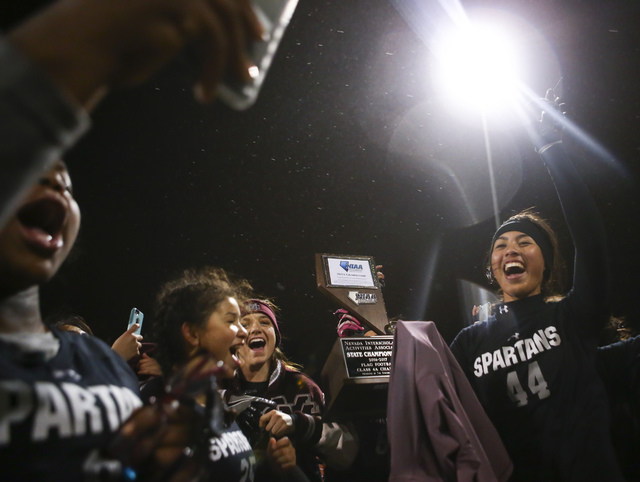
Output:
[
  {"xmin": 148, "ymin": 267, "xmax": 302, "ymax": 482},
  {"xmin": 451, "ymin": 94, "xmax": 624, "ymax": 481},
  {"xmin": 0, "ymin": 162, "xmax": 143, "ymax": 481}
]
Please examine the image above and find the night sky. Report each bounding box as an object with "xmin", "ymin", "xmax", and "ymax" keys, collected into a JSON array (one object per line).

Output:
[{"xmin": 25, "ymin": 0, "xmax": 640, "ymax": 379}]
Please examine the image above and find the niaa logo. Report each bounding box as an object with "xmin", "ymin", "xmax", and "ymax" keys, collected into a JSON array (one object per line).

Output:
[{"xmin": 340, "ymin": 261, "xmax": 363, "ymax": 272}]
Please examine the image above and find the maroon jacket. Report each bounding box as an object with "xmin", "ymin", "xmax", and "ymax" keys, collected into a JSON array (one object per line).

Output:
[{"xmin": 387, "ymin": 321, "xmax": 512, "ymax": 482}]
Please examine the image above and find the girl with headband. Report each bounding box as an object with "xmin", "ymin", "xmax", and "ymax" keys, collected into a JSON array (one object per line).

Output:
[
  {"xmin": 225, "ymin": 299, "xmax": 357, "ymax": 482},
  {"xmin": 450, "ymin": 93, "xmax": 624, "ymax": 481},
  {"xmin": 146, "ymin": 268, "xmax": 301, "ymax": 481}
]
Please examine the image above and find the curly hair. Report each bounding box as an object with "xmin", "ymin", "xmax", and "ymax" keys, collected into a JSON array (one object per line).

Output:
[
  {"xmin": 485, "ymin": 208, "xmax": 566, "ymax": 300},
  {"xmin": 152, "ymin": 266, "xmax": 252, "ymax": 376}
]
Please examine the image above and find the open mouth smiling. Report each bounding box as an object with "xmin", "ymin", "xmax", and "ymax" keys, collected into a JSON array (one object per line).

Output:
[
  {"xmin": 248, "ymin": 337, "xmax": 266, "ymax": 350},
  {"xmin": 17, "ymin": 196, "xmax": 67, "ymax": 253},
  {"xmin": 504, "ymin": 261, "xmax": 526, "ymax": 277}
]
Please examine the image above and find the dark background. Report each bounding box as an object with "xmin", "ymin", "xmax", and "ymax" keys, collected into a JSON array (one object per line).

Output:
[{"xmin": 8, "ymin": 0, "xmax": 640, "ymax": 379}]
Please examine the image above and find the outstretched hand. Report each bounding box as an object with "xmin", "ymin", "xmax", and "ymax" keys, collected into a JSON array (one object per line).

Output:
[{"xmin": 536, "ymin": 88, "xmax": 567, "ymax": 149}]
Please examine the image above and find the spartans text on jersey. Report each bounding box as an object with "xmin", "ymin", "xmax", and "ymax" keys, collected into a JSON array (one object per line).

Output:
[
  {"xmin": 0, "ymin": 380, "xmax": 141, "ymax": 444},
  {"xmin": 473, "ymin": 326, "xmax": 561, "ymax": 377}
]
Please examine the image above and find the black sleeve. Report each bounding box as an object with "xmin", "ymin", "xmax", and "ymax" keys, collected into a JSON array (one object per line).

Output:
[
  {"xmin": 597, "ymin": 336, "xmax": 640, "ymax": 403},
  {"xmin": 538, "ymin": 141, "xmax": 610, "ymax": 333}
]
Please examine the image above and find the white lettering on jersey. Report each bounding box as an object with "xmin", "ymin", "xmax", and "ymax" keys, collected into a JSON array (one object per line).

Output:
[
  {"xmin": 473, "ymin": 326, "xmax": 562, "ymax": 377},
  {"xmin": 33, "ymin": 383, "xmax": 73, "ymax": 440},
  {"xmin": 503, "ymin": 346, "xmax": 517, "ymax": 367},
  {"xmin": 545, "ymin": 326, "xmax": 560, "ymax": 346},
  {"xmin": 61, "ymin": 383, "xmax": 102, "ymax": 436},
  {"xmin": 89, "ymin": 386, "xmax": 120, "ymax": 431},
  {"xmin": 108, "ymin": 385, "xmax": 141, "ymax": 421},
  {"xmin": 209, "ymin": 430, "xmax": 253, "ymax": 462},
  {"xmin": 0, "ymin": 381, "xmax": 141, "ymax": 444},
  {"xmin": 492, "ymin": 349, "xmax": 506, "ymax": 371},
  {"xmin": 524, "ymin": 338, "xmax": 539, "ymax": 359},
  {"xmin": 533, "ymin": 330, "xmax": 551, "ymax": 351},
  {"xmin": 239, "ymin": 455, "xmax": 256, "ymax": 482},
  {"xmin": 0, "ymin": 380, "xmax": 33, "ymax": 443}
]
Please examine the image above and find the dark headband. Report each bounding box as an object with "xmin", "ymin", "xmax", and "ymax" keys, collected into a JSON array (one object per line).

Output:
[{"xmin": 491, "ymin": 219, "xmax": 554, "ymax": 270}]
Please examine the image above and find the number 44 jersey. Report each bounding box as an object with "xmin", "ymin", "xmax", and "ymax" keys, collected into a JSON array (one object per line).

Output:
[{"xmin": 451, "ymin": 294, "xmax": 623, "ymax": 482}]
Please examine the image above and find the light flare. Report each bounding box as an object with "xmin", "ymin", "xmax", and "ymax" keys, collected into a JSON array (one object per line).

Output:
[{"xmin": 433, "ymin": 22, "xmax": 523, "ymax": 114}]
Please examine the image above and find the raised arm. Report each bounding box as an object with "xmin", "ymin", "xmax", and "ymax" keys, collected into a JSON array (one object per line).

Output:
[{"xmin": 534, "ymin": 91, "xmax": 610, "ymax": 329}]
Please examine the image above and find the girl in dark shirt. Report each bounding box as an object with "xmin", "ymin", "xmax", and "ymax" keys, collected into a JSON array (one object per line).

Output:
[
  {"xmin": 0, "ymin": 162, "xmax": 144, "ymax": 481},
  {"xmin": 451, "ymin": 96, "xmax": 623, "ymax": 481},
  {"xmin": 148, "ymin": 268, "xmax": 301, "ymax": 481}
]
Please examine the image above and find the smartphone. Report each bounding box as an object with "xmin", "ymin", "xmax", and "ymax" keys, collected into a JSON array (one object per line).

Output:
[
  {"xmin": 219, "ymin": 0, "xmax": 300, "ymax": 110},
  {"xmin": 127, "ymin": 308, "xmax": 144, "ymax": 336}
]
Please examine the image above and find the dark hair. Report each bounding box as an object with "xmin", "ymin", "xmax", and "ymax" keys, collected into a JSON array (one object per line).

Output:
[
  {"xmin": 153, "ymin": 266, "xmax": 252, "ymax": 375},
  {"xmin": 44, "ymin": 310, "xmax": 93, "ymax": 335},
  {"xmin": 485, "ymin": 208, "xmax": 566, "ymax": 300}
]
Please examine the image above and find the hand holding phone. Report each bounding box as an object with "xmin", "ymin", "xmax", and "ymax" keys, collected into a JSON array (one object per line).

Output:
[
  {"xmin": 128, "ymin": 308, "xmax": 144, "ymax": 336},
  {"xmin": 112, "ymin": 309, "xmax": 144, "ymax": 361}
]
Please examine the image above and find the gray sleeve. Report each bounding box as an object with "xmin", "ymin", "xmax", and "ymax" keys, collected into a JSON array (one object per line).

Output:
[{"xmin": 0, "ymin": 38, "xmax": 90, "ymax": 228}]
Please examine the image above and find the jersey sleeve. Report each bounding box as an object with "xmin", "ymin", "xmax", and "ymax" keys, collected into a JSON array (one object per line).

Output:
[
  {"xmin": 538, "ymin": 141, "xmax": 610, "ymax": 333},
  {"xmin": 597, "ymin": 335, "xmax": 640, "ymax": 401},
  {"xmin": 290, "ymin": 373, "xmax": 324, "ymax": 446}
]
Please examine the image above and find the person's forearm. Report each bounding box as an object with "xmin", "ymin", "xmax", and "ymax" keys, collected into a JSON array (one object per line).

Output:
[
  {"xmin": 539, "ymin": 142, "xmax": 611, "ymax": 316},
  {"xmin": 0, "ymin": 39, "xmax": 89, "ymax": 229}
]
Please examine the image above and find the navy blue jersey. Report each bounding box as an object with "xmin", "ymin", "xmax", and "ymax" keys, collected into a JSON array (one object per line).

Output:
[
  {"xmin": 206, "ymin": 420, "xmax": 257, "ymax": 482},
  {"xmin": 597, "ymin": 336, "xmax": 640, "ymax": 480},
  {"xmin": 0, "ymin": 328, "xmax": 141, "ymax": 481},
  {"xmin": 142, "ymin": 376, "xmax": 257, "ymax": 481},
  {"xmin": 452, "ymin": 296, "xmax": 619, "ymax": 480}
]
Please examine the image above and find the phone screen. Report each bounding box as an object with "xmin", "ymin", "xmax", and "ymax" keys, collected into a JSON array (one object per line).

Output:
[
  {"xmin": 218, "ymin": 0, "xmax": 300, "ymax": 110},
  {"xmin": 128, "ymin": 308, "xmax": 144, "ymax": 335}
]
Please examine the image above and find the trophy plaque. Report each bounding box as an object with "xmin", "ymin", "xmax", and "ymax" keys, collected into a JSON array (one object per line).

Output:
[
  {"xmin": 315, "ymin": 253, "xmax": 388, "ymax": 334},
  {"xmin": 316, "ymin": 254, "xmax": 392, "ymax": 417}
]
